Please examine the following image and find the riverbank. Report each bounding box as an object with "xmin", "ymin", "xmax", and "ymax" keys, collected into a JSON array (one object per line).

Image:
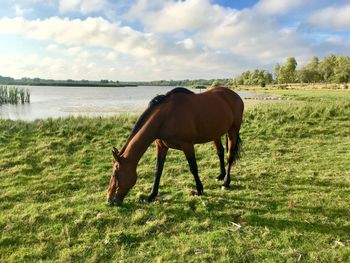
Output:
[
  {"xmin": 0, "ymin": 82, "xmax": 138, "ymax": 87},
  {"xmin": 234, "ymin": 83, "xmax": 349, "ymax": 90},
  {"xmin": 1, "ymin": 90, "xmax": 349, "ymax": 262}
]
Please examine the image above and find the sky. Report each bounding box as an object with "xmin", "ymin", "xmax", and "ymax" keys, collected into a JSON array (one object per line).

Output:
[{"xmin": 0, "ymin": 0, "xmax": 349, "ymax": 81}]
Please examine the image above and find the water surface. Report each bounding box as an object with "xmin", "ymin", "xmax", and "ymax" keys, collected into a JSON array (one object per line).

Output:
[{"xmin": 0, "ymin": 86, "xmax": 253, "ymax": 121}]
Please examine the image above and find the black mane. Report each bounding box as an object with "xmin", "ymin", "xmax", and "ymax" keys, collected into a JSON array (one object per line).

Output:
[{"xmin": 118, "ymin": 87, "xmax": 194, "ymax": 155}]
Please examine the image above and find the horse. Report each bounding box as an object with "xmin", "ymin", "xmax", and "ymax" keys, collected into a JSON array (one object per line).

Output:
[{"xmin": 107, "ymin": 87, "xmax": 244, "ymax": 206}]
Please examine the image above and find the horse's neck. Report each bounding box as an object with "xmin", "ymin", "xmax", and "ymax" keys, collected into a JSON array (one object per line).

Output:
[{"xmin": 122, "ymin": 113, "xmax": 160, "ymax": 167}]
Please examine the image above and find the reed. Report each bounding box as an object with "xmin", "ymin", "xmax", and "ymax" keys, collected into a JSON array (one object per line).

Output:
[{"xmin": 0, "ymin": 85, "xmax": 30, "ymax": 105}]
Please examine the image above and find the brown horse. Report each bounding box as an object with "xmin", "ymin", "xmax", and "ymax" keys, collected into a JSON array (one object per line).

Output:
[{"xmin": 107, "ymin": 87, "xmax": 244, "ymax": 206}]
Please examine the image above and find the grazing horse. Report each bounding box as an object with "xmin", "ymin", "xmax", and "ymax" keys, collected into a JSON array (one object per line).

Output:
[{"xmin": 107, "ymin": 87, "xmax": 244, "ymax": 206}]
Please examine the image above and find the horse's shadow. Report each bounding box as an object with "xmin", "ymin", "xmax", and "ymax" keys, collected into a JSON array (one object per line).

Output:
[{"xmin": 120, "ymin": 190, "xmax": 350, "ymax": 238}]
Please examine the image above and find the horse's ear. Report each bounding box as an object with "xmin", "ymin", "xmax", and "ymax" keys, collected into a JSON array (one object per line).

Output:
[{"xmin": 112, "ymin": 147, "xmax": 119, "ymax": 161}]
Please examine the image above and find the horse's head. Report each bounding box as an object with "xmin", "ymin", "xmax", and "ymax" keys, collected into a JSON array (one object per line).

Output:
[{"xmin": 107, "ymin": 147, "xmax": 137, "ymax": 206}]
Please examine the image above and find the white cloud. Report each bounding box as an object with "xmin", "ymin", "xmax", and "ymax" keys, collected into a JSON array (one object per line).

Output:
[
  {"xmin": 0, "ymin": 1, "xmax": 347, "ymax": 81},
  {"xmin": 254, "ymin": 0, "xmax": 307, "ymax": 15},
  {"xmin": 309, "ymin": 4, "xmax": 350, "ymax": 29},
  {"xmin": 59, "ymin": 0, "xmax": 107, "ymax": 14},
  {"xmin": 0, "ymin": 16, "xmax": 236, "ymax": 80},
  {"xmin": 0, "ymin": 16, "xmax": 158, "ymax": 58},
  {"xmin": 46, "ymin": 43, "xmax": 58, "ymax": 51},
  {"xmin": 195, "ymin": 9, "xmax": 311, "ymax": 64},
  {"xmin": 176, "ymin": 38, "xmax": 194, "ymax": 50},
  {"xmin": 0, "ymin": 53, "xmax": 68, "ymax": 79},
  {"xmin": 66, "ymin": 46, "xmax": 90, "ymax": 58},
  {"xmin": 127, "ymin": 0, "xmax": 312, "ymax": 66},
  {"xmin": 14, "ymin": 4, "xmax": 33, "ymax": 17},
  {"xmin": 105, "ymin": 51, "xmax": 119, "ymax": 61},
  {"xmin": 15, "ymin": 5, "xmax": 25, "ymax": 17},
  {"xmin": 0, "ymin": 51, "xmax": 132, "ymax": 81},
  {"xmin": 128, "ymin": 0, "xmax": 234, "ymax": 32}
]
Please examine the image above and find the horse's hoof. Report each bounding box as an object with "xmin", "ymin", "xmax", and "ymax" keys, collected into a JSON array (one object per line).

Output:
[
  {"xmin": 190, "ymin": 189, "xmax": 203, "ymax": 196},
  {"xmin": 216, "ymin": 174, "xmax": 225, "ymax": 181},
  {"xmin": 139, "ymin": 193, "xmax": 157, "ymax": 203},
  {"xmin": 221, "ymin": 185, "xmax": 230, "ymax": 190},
  {"xmin": 146, "ymin": 196, "xmax": 156, "ymax": 203}
]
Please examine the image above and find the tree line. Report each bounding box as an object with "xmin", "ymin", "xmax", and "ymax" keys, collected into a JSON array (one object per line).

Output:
[
  {"xmin": 232, "ymin": 55, "xmax": 350, "ymax": 86},
  {"xmin": 1, "ymin": 54, "xmax": 349, "ymax": 87},
  {"xmin": 0, "ymin": 75, "xmax": 229, "ymax": 87},
  {"xmin": 0, "ymin": 77, "xmax": 137, "ymax": 87}
]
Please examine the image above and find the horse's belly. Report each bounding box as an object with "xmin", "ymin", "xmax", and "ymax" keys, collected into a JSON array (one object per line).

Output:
[
  {"xmin": 160, "ymin": 114, "xmax": 232, "ymax": 145},
  {"xmin": 159, "ymin": 94, "xmax": 236, "ymax": 145},
  {"xmin": 192, "ymin": 126, "xmax": 229, "ymax": 144},
  {"xmin": 193, "ymin": 111, "xmax": 233, "ymax": 143}
]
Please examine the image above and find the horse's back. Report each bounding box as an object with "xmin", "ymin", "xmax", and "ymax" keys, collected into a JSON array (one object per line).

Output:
[
  {"xmin": 205, "ymin": 87, "xmax": 244, "ymax": 125},
  {"xmin": 158, "ymin": 87, "xmax": 243, "ymax": 145},
  {"xmin": 202, "ymin": 87, "xmax": 244, "ymax": 111},
  {"xmin": 180, "ymin": 87, "xmax": 243, "ymax": 122}
]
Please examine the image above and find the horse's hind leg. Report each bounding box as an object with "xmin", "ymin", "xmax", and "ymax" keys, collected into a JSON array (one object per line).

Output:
[
  {"xmin": 222, "ymin": 130, "xmax": 241, "ymax": 190},
  {"xmin": 182, "ymin": 143, "xmax": 203, "ymax": 195},
  {"xmin": 214, "ymin": 138, "xmax": 226, "ymax": 181},
  {"xmin": 147, "ymin": 140, "xmax": 168, "ymax": 202}
]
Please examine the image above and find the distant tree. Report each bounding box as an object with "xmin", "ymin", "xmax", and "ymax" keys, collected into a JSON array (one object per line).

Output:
[
  {"xmin": 263, "ymin": 70, "xmax": 273, "ymax": 84},
  {"xmin": 298, "ymin": 56, "xmax": 321, "ymax": 83},
  {"xmin": 333, "ymin": 56, "xmax": 350, "ymax": 83},
  {"xmin": 232, "ymin": 69, "xmax": 272, "ymax": 87},
  {"xmin": 211, "ymin": 80, "xmax": 222, "ymax": 87},
  {"xmin": 274, "ymin": 63, "xmax": 281, "ymax": 83},
  {"xmin": 319, "ymin": 55, "xmax": 333, "ymax": 82},
  {"xmin": 0, "ymin": 75, "xmax": 15, "ymax": 83},
  {"xmin": 278, "ymin": 57, "xmax": 298, "ymax": 83}
]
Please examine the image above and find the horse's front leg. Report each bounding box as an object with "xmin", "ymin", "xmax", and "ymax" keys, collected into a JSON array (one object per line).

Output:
[
  {"xmin": 182, "ymin": 143, "xmax": 203, "ymax": 195},
  {"xmin": 147, "ymin": 140, "xmax": 168, "ymax": 202}
]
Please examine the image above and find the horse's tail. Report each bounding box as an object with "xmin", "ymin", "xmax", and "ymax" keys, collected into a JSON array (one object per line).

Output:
[
  {"xmin": 225, "ymin": 133, "xmax": 242, "ymax": 162},
  {"xmin": 232, "ymin": 133, "xmax": 242, "ymax": 163}
]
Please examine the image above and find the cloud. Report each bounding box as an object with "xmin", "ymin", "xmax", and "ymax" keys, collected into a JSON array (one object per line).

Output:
[
  {"xmin": 254, "ymin": 0, "xmax": 307, "ymax": 15},
  {"xmin": 0, "ymin": 53, "xmax": 69, "ymax": 80},
  {"xmin": 0, "ymin": 1, "xmax": 348, "ymax": 81},
  {"xmin": 176, "ymin": 38, "xmax": 195, "ymax": 50},
  {"xmin": 46, "ymin": 43, "xmax": 59, "ymax": 51},
  {"xmin": 308, "ymin": 4, "xmax": 350, "ymax": 30},
  {"xmin": 14, "ymin": 4, "xmax": 33, "ymax": 17},
  {"xmin": 128, "ymin": 0, "xmax": 312, "ymax": 64},
  {"xmin": 59, "ymin": 0, "xmax": 107, "ymax": 14},
  {"xmin": 0, "ymin": 16, "xmax": 158, "ymax": 58},
  {"xmin": 0, "ymin": 16, "xmax": 238, "ymax": 80},
  {"xmin": 195, "ymin": 9, "xmax": 312, "ymax": 65},
  {"xmin": 0, "ymin": 51, "xmax": 134, "ymax": 81},
  {"xmin": 128, "ymin": 0, "xmax": 234, "ymax": 32},
  {"xmin": 66, "ymin": 46, "xmax": 90, "ymax": 58}
]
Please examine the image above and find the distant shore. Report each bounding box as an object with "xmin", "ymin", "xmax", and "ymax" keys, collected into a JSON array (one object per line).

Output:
[{"xmin": 0, "ymin": 82, "xmax": 138, "ymax": 87}]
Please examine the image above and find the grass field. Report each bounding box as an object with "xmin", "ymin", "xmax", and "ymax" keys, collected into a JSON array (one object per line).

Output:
[{"xmin": 1, "ymin": 90, "xmax": 350, "ymax": 262}]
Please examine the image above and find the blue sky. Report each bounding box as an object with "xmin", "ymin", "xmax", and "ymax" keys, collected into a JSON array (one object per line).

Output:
[{"xmin": 0, "ymin": 0, "xmax": 349, "ymax": 81}]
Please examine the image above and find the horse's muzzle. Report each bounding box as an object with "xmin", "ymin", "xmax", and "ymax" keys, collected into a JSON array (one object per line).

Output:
[{"xmin": 108, "ymin": 195, "xmax": 124, "ymax": 206}]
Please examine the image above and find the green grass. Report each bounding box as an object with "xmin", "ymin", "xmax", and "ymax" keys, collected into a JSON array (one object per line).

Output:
[{"xmin": 1, "ymin": 90, "xmax": 350, "ymax": 262}]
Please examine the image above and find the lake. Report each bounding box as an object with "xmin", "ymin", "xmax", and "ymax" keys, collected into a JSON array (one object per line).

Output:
[{"xmin": 0, "ymin": 86, "xmax": 254, "ymax": 121}]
